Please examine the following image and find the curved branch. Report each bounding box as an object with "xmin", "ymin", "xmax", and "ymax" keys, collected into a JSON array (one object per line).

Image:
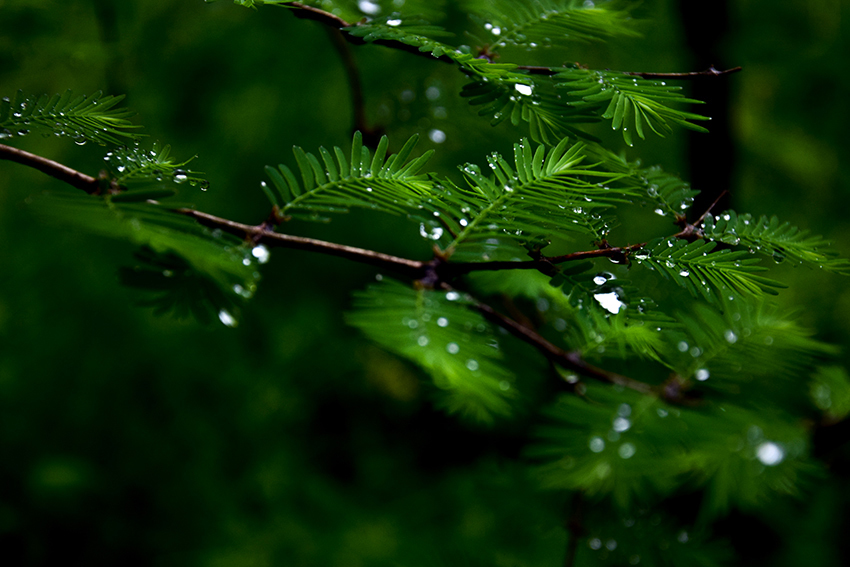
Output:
[
  {"xmin": 473, "ymin": 300, "xmax": 659, "ymax": 397},
  {"xmin": 441, "ymin": 243, "xmax": 646, "ymax": 278},
  {"xmin": 518, "ymin": 64, "xmax": 743, "ymax": 79},
  {"xmin": 0, "ymin": 143, "xmax": 100, "ymax": 194},
  {"xmin": 175, "ymin": 208, "xmax": 427, "ymax": 279}
]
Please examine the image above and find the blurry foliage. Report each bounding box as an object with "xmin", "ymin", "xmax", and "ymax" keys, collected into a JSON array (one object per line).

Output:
[{"xmin": 1, "ymin": 1, "xmax": 850, "ymax": 566}]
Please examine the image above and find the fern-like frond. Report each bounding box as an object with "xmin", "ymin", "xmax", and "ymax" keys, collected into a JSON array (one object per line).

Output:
[
  {"xmin": 105, "ymin": 142, "xmax": 208, "ymax": 189},
  {"xmin": 532, "ymin": 385, "xmax": 818, "ymax": 513},
  {"xmin": 427, "ymin": 138, "xmax": 635, "ymax": 260},
  {"xmin": 31, "ymin": 191, "xmax": 259, "ymax": 325},
  {"xmin": 344, "ymin": 16, "xmax": 454, "ymax": 55},
  {"xmin": 346, "ymin": 279, "xmax": 515, "ymax": 422},
  {"xmin": 468, "ymin": 0, "xmax": 639, "ymax": 52},
  {"xmin": 633, "ymin": 238, "xmax": 786, "ymax": 302},
  {"xmin": 668, "ymin": 301, "xmax": 837, "ymax": 410},
  {"xmin": 0, "ymin": 89, "xmax": 141, "ymax": 146},
  {"xmin": 811, "ymin": 366, "xmax": 850, "ymax": 421},
  {"xmin": 555, "ymin": 68, "xmax": 709, "ymax": 146},
  {"xmin": 589, "ymin": 145, "xmax": 700, "ymax": 216},
  {"xmin": 461, "ymin": 78, "xmax": 600, "ymax": 144},
  {"xmin": 262, "ymin": 131, "xmax": 434, "ymax": 222},
  {"xmin": 703, "ymin": 210, "xmax": 850, "ymax": 274}
]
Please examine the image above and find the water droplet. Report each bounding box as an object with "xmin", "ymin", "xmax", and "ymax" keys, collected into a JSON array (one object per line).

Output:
[
  {"xmin": 218, "ymin": 309, "xmax": 237, "ymax": 327},
  {"xmin": 514, "ymin": 83, "xmax": 533, "ymax": 96},
  {"xmin": 695, "ymin": 368, "xmax": 710, "ymax": 381},
  {"xmin": 428, "ymin": 129, "xmax": 446, "ymax": 143},
  {"xmin": 617, "ymin": 403, "xmax": 631, "ymax": 417},
  {"xmin": 589, "ymin": 538, "xmax": 602, "ymax": 550},
  {"xmin": 499, "ymin": 380, "xmax": 510, "ymax": 391},
  {"xmin": 618, "ymin": 443, "xmax": 636, "ymax": 459},
  {"xmin": 387, "ymin": 18, "xmax": 402, "ymax": 26},
  {"xmin": 678, "ymin": 341, "xmax": 689, "ymax": 352},
  {"xmin": 0, "ymin": 129, "xmax": 12, "ymax": 139},
  {"xmin": 17, "ymin": 129, "xmax": 29, "ymax": 136},
  {"xmin": 657, "ymin": 408, "xmax": 668, "ymax": 418},
  {"xmin": 466, "ymin": 359, "xmax": 479, "ymax": 371},
  {"xmin": 446, "ymin": 342, "xmax": 459, "ymax": 354},
  {"xmin": 594, "ymin": 292, "xmax": 624, "ymax": 314},
  {"xmin": 756, "ymin": 441, "xmax": 785, "ymax": 465},
  {"xmin": 491, "ymin": 26, "xmax": 501, "ymax": 35},
  {"xmin": 589, "ymin": 437, "xmax": 605, "ymax": 452},
  {"xmin": 677, "ymin": 530, "xmax": 689, "ymax": 543},
  {"xmin": 419, "ymin": 223, "xmax": 443, "ymax": 240},
  {"xmin": 654, "ymin": 208, "xmax": 666, "ymax": 216},
  {"xmin": 613, "ymin": 417, "xmax": 631, "ymax": 432},
  {"xmin": 358, "ymin": 0, "xmax": 381, "ymax": 14},
  {"xmin": 445, "ymin": 291, "xmax": 460, "ymax": 301},
  {"xmin": 173, "ymin": 170, "xmax": 188, "ymax": 184},
  {"xmin": 724, "ymin": 329, "xmax": 738, "ymax": 343},
  {"xmin": 606, "ymin": 539, "xmax": 617, "ymax": 551},
  {"xmin": 251, "ymin": 244, "xmax": 270, "ymax": 264},
  {"xmin": 417, "ymin": 335, "xmax": 429, "ymax": 346},
  {"xmin": 679, "ymin": 269, "xmax": 690, "ymax": 277},
  {"xmin": 437, "ymin": 317, "xmax": 448, "ymax": 327}
]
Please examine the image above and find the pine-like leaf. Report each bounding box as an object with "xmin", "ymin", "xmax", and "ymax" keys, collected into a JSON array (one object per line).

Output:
[
  {"xmin": 461, "ymin": 78, "xmax": 600, "ymax": 144},
  {"xmin": 668, "ymin": 301, "xmax": 837, "ymax": 410},
  {"xmin": 424, "ymin": 138, "xmax": 635, "ymax": 260},
  {"xmin": 105, "ymin": 142, "xmax": 208, "ymax": 189},
  {"xmin": 532, "ymin": 385, "xmax": 819, "ymax": 513},
  {"xmin": 346, "ymin": 279, "xmax": 516, "ymax": 422},
  {"xmin": 262, "ymin": 131, "xmax": 434, "ymax": 222},
  {"xmin": 31, "ymin": 191, "xmax": 260, "ymax": 325},
  {"xmin": 0, "ymin": 89, "xmax": 141, "ymax": 145},
  {"xmin": 703, "ymin": 210, "xmax": 850, "ymax": 274},
  {"xmin": 467, "ymin": 0, "xmax": 639, "ymax": 52},
  {"xmin": 555, "ymin": 68, "xmax": 709, "ymax": 146},
  {"xmin": 633, "ymin": 237, "xmax": 786, "ymax": 302}
]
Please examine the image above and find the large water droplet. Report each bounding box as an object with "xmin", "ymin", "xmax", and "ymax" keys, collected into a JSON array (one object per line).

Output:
[{"xmin": 757, "ymin": 441, "xmax": 785, "ymax": 466}]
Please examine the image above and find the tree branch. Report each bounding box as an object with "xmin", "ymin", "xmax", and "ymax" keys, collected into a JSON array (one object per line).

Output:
[
  {"xmin": 518, "ymin": 64, "xmax": 743, "ymax": 79},
  {"xmin": 440, "ymin": 243, "xmax": 646, "ymax": 278},
  {"xmin": 0, "ymin": 143, "xmax": 100, "ymax": 194},
  {"xmin": 473, "ymin": 299, "xmax": 658, "ymax": 397},
  {"xmin": 175, "ymin": 208, "xmax": 427, "ymax": 279}
]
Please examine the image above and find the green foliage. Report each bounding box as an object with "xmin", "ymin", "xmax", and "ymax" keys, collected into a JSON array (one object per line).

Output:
[
  {"xmin": 0, "ymin": 89, "xmax": 141, "ymax": 145},
  {"xmin": 347, "ymin": 279, "xmax": 515, "ymax": 421},
  {"xmin": 465, "ymin": 0, "xmax": 640, "ymax": 51},
  {"xmin": 32, "ymin": 191, "xmax": 259, "ymax": 324},
  {"xmin": 633, "ymin": 237, "xmax": 786, "ymax": 302},
  {"xmin": 262, "ymin": 131, "xmax": 434, "ymax": 221},
  {"xmin": 3, "ymin": 1, "xmax": 850, "ymax": 566},
  {"xmin": 703, "ymin": 210, "xmax": 850, "ymax": 274},
  {"xmin": 555, "ymin": 68, "xmax": 710, "ymax": 146}
]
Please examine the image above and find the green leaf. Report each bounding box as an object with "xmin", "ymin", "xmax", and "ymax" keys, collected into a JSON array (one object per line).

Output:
[
  {"xmin": 262, "ymin": 132, "xmax": 434, "ymax": 222},
  {"xmin": 469, "ymin": 0, "xmax": 639, "ymax": 52},
  {"xmin": 810, "ymin": 366, "xmax": 850, "ymax": 421},
  {"xmin": 346, "ymin": 279, "xmax": 516, "ymax": 422},
  {"xmin": 555, "ymin": 69, "xmax": 710, "ymax": 145},
  {"xmin": 0, "ymin": 89, "xmax": 142, "ymax": 145},
  {"xmin": 31, "ymin": 191, "xmax": 259, "ymax": 325},
  {"xmin": 633, "ymin": 238, "xmax": 786, "ymax": 302},
  {"xmin": 105, "ymin": 142, "xmax": 207, "ymax": 189},
  {"xmin": 425, "ymin": 138, "xmax": 635, "ymax": 260},
  {"xmin": 703, "ymin": 210, "xmax": 850, "ymax": 274}
]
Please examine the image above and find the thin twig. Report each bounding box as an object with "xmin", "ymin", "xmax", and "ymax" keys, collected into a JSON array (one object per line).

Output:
[
  {"xmin": 0, "ymin": 144, "xmax": 100, "ymax": 194},
  {"xmin": 175, "ymin": 208, "xmax": 427, "ymax": 279},
  {"xmin": 474, "ymin": 300, "xmax": 656, "ymax": 396},
  {"xmin": 441, "ymin": 243, "xmax": 646, "ymax": 278},
  {"xmin": 324, "ymin": 27, "xmax": 377, "ymax": 140},
  {"xmin": 518, "ymin": 64, "xmax": 743, "ymax": 79},
  {"xmin": 564, "ymin": 492, "xmax": 584, "ymax": 567}
]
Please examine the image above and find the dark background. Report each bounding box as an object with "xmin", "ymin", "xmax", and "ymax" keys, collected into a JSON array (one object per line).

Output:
[{"xmin": 1, "ymin": 1, "xmax": 848, "ymax": 565}]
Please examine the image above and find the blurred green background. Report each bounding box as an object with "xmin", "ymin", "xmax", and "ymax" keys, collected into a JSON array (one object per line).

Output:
[{"xmin": 1, "ymin": 1, "xmax": 849, "ymax": 565}]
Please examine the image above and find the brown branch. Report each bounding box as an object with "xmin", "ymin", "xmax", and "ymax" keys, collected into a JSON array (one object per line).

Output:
[
  {"xmin": 474, "ymin": 300, "xmax": 657, "ymax": 396},
  {"xmin": 175, "ymin": 209, "xmax": 427, "ymax": 279},
  {"xmin": 440, "ymin": 243, "xmax": 646, "ymax": 278},
  {"xmin": 564, "ymin": 492, "xmax": 584, "ymax": 567},
  {"xmin": 622, "ymin": 65, "xmax": 742, "ymax": 80},
  {"xmin": 285, "ymin": 2, "xmax": 457, "ymax": 66},
  {"xmin": 0, "ymin": 143, "xmax": 100, "ymax": 194},
  {"xmin": 518, "ymin": 64, "xmax": 742, "ymax": 79}
]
